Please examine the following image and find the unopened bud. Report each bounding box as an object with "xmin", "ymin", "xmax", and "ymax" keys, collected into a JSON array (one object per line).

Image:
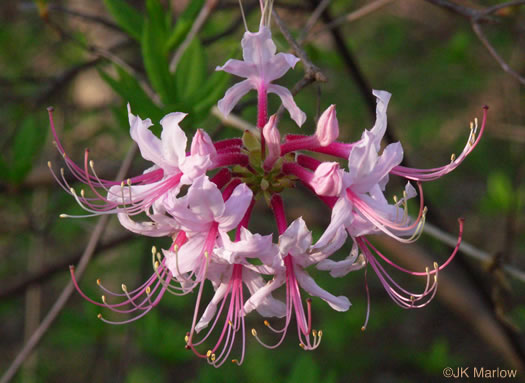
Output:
[
  {"xmin": 263, "ymin": 115, "xmax": 281, "ymax": 171},
  {"xmin": 191, "ymin": 129, "xmax": 217, "ymax": 160},
  {"xmin": 310, "ymin": 162, "xmax": 342, "ymax": 196},
  {"xmin": 315, "ymin": 105, "xmax": 338, "ymax": 146}
]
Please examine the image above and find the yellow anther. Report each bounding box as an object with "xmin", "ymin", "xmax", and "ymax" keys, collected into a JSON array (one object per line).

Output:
[
  {"xmin": 97, "ymin": 313, "xmax": 102, "ymax": 319},
  {"xmin": 206, "ymin": 350, "xmax": 212, "ymax": 358},
  {"xmin": 211, "ymin": 354, "xmax": 216, "ymax": 362},
  {"xmin": 184, "ymin": 335, "xmax": 189, "ymax": 343},
  {"xmin": 299, "ymin": 343, "xmax": 305, "ymax": 349},
  {"xmin": 154, "ymin": 261, "xmax": 160, "ymax": 270},
  {"xmin": 474, "ymin": 117, "xmax": 478, "ymax": 127},
  {"xmin": 146, "ymin": 286, "xmax": 151, "ymax": 295},
  {"xmin": 422, "ymin": 207, "xmax": 428, "ymax": 216},
  {"xmin": 434, "ymin": 262, "xmax": 439, "ymax": 270},
  {"xmin": 318, "ymin": 330, "xmax": 323, "ymax": 337},
  {"xmin": 60, "ymin": 168, "xmax": 65, "ymax": 176},
  {"xmin": 121, "ymin": 284, "xmax": 127, "ymax": 292},
  {"xmin": 470, "ymin": 122, "xmax": 474, "ymax": 131},
  {"xmin": 204, "ymin": 251, "xmax": 209, "ymax": 258},
  {"xmin": 251, "ymin": 329, "xmax": 257, "ymax": 337},
  {"xmin": 120, "ymin": 181, "xmax": 125, "ymax": 188},
  {"xmin": 173, "ymin": 245, "xmax": 179, "ymax": 253},
  {"xmin": 151, "ymin": 246, "xmax": 157, "ymax": 255},
  {"xmin": 228, "ymin": 320, "xmax": 233, "ymax": 327},
  {"xmin": 312, "ymin": 330, "xmax": 318, "ymax": 337},
  {"xmin": 263, "ymin": 320, "xmax": 269, "ymax": 327},
  {"xmin": 70, "ymin": 187, "xmax": 76, "ymax": 195},
  {"xmin": 47, "ymin": 161, "xmax": 52, "ymax": 168},
  {"xmin": 127, "ymin": 178, "xmax": 132, "ymax": 186},
  {"xmin": 89, "ymin": 160, "xmax": 94, "ymax": 168},
  {"xmin": 425, "ymin": 267, "xmax": 429, "ymax": 274},
  {"xmin": 361, "ymin": 326, "xmax": 367, "ymax": 332},
  {"xmin": 59, "ymin": 214, "xmax": 67, "ymax": 218},
  {"xmin": 101, "ymin": 295, "xmax": 107, "ymax": 304},
  {"xmin": 80, "ymin": 189, "xmax": 85, "ymax": 198},
  {"xmin": 410, "ymin": 295, "xmax": 415, "ymax": 302},
  {"xmin": 232, "ymin": 359, "xmax": 238, "ymax": 364},
  {"xmin": 450, "ymin": 153, "xmax": 456, "ymax": 162},
  {"xmin": 96, "ymin": 279, "xmax": 101, "ymax": 285},
  {"xmin": 393, "ymin": 195, "xmax": 398, "ymax": 204}
]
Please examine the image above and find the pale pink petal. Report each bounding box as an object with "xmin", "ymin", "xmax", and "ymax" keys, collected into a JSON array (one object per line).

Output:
[
  {"xmin": 159, "ymin": 112, "xmax": 188, "ymax": 170},
  {"xmin": 179, "ymin": 154, "xmax": 213, "ymax": 184},
  {"xmin": 165, "ymin": 234, "xmax": 207, "ymax": 276},
  {"xmin": 352, "ymin": 142, "xmax": 403, "ymax": 193},
  {"xmin": 217, "ymin": 183, "xmax": 253, "ymax": 232},
  {"xmin": 347, "ymin": 130, "xmax": 378, "ymax": 183},
  {"xmin": 317, "ymin": 243, "xmax": 366, "ymax": 277},
  {"xmin": 241, "ymin": 26, "xmax": 276, "ymax": 65},
  {"xmin": 128, "ymin": 104, "xmax": 166, "ymax": 169},
  {"xmin": 243, "ymin": 273, "xmax": 286, "ymax": 315},
  {"xmin": 116, "ymin": 212, "xmax": 174, "ymax": 237},
  {"xmin": 216, "ymin": 59, "xmax": 256, "ymax": 78},
  {"xmin": 217, "ymin": 79, "xmax": 253, "ymax": 117},
  {"xmin": 279, "ymin": 217, "xmax": 312, "ymax": 260},
  {"xmin": 370, "ymin": 90, "xmax": 392, "ymax": 149},
  {"xmin": 187, "ymin": 175, "xmax": 225, "ymax": 222},
  {"xmin": 243, "ymin": 269, "xmax": 286, "ymax": 318},
  {"xmin": 195, "ymin": 281, "xmax": 230, "ymax": 332},
  {"xmin": 267, "ymin": 84, "xmax": 306, "ymax": 127},
  {"xmin": 264, "ymin": 53, "xmax": 300, "ymax": 83},
  {"xmin": 294, "ymin": 267, "xmax": 351, "ymax": 312},
  {"xmin": 306, "ymin": 226, "xmax": 347, "ymax": 266},
  {"xmin": 216, "ymin": 228, "xmax": 276, "ymax": 265},
  {"xmin": 314, "ymin": 197, "xmax": 353, "ymax": 250}
]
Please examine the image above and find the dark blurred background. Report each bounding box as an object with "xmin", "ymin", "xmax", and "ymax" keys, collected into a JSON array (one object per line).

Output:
[{"xmin": 1, "ymin": 0, "xmax": 524, "ymax": 382}]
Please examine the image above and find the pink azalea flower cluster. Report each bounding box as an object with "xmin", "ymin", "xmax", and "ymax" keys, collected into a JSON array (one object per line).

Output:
[{"xmin": 48, "ymin": 5, "xmax": 487, "ymax": 367}]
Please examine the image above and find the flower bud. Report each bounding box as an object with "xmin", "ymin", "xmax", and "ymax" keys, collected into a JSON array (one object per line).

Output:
[
  {"xmin": 263, "ymin": 115, "xmax": 281, "ymax": 171},
  {"xmin": 315, "ymin": 105, "xmax": 339, "ymax": 146},
  {"xmin": 191, "ymin": 129, "xmax": 217, "ymax": 160},
  {"xmin": 311, "ymin": 162, "xmax": 342, "ymax": 196}
]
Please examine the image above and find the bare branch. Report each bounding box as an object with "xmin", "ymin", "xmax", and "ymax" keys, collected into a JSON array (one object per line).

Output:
[
  {"xmin": 307, "ymin": 0, "xmax": 395, "ymax": 42},
  {"xmin": 0, "ymin": 144, "xmax": 138, "ymax": 383},
  {"xmin": 471, "ymin": 22, "xmax": 525, "ymax": 86},
  {"xmin": 169, "ymin": 0, "xmax": 219, "ymax": 73},
  {"xmin": 424, "ymin": 222, "xmax": 525, "ymax": 283}
]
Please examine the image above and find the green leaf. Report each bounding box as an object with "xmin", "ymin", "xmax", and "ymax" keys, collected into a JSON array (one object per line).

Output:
[
  {"xmin": 175, "ymin": 39, "xmax": 206, "ymax": 103},
  {"xmin": 103, "ymin": 0, "xmax": 144, "ymax": 41},
  {"xmin": 165, "ymin": 0, "xmax": 205, "ymax": 52},
  {"xmin": 99, "ymin": 65, "xmax": 164, "ymax": 123},
  {"xmin": 486, "ymin": 172, "xmax": 513, "ymax": 212},
  {"xmin": 193, "ymin": 70, "xmax": 230, "ymax": 115},
  {"xmin": 10, "ymin": 116, "xmax": 47, "ymax": 184},
  {"xmin": 142, "ymin": 0, "xmax": 177, "ymax": 104}
]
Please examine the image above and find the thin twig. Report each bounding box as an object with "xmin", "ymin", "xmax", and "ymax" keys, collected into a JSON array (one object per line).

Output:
[
  {"xmin": 169, "ymin": 0, "xmax": 219, "ymax": 73},
  {"xmin": 271, "ymin": 8, "xmax": 327, "ymax": 83},
  {"xmin": 0, "ymin": 233, "xmax": 135, "ymax": 300},
  {"xmin": 297, "ymin": 0, "xmax": 332, "ymax": 44},
  {"xmin": 307, "ymin": 0, "xmax": 395, "ymax": 43},
  {"xmin": 48, "ymin": 5, "xmax": 123, "ymax": 33},
  {"xmin": 424, "ymin": 222, "xmax": 525, "ymax": 283},
  {"xmin": 211, "ymin": 106, "xmax": 258, "ymax": 135},
  {"xmin": 471, "ymin": 22, "xmax": 525, "ymax": 86},
  {"xmin": 0, "ymin": 144, "xmax": 138, "ymax": 383}
]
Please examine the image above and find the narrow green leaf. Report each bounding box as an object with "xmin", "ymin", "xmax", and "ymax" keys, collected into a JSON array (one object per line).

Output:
[
  {"xmin": 165, "ymin": 0, "xmax": 205, "ymax": 52},
  {"xmin": 142, "ymin": 2, "xmax": 177, "ymax": 104},
  {"xmin": 99, "ymin": 65, "xmax": 164, "ymax": 123},
  {"xmin": 175, "ymin": 39, "xmax": 206, "ymax": 102},
  {"xmin": 103, "ymin": 0, "xmax": 144, "ymax": 41},
  {"xmin": 10, "ymin": 116, "xmax": 48, "ymax": 183},
  {"xmin": 193, "ymin": 70, "xmax": 230, "ymax": 115}
]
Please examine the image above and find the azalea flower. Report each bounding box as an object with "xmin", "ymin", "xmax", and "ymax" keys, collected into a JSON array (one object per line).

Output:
[{"xmin": 216, "ymin": 25, "xmax": 306, "ymax": 128}]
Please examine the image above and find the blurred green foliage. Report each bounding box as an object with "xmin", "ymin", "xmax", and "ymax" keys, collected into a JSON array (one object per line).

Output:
[{"xmin": 0, "ymin": 1, "xmax": 524, "ymax": 383}]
